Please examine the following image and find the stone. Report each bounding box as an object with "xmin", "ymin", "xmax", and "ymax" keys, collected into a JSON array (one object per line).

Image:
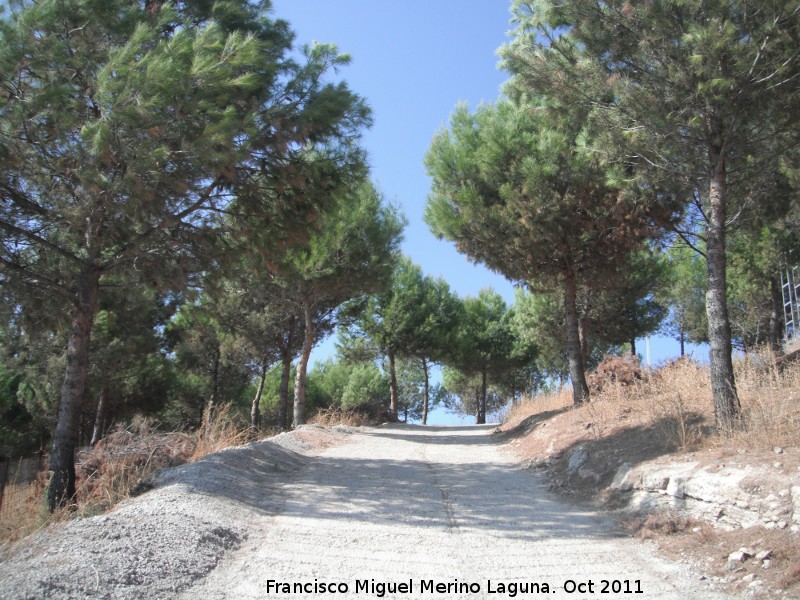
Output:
[
  {"xmin": 577, "ymin": 468, "xmax": 601, "ymax": 482},
  {"xmin": 568, "ymin": 446, "xmax": 588, "ymax": 472},
  {"xmin": 741, "ymin": 574, "xmax": 756, "ymax": 583},
  {"xmin": 791, "ymin": 486, "xmax": 800, "ymax": 524},
  {"xmin": 773, "ymin": 447, "xmax": 784, "ymax": 454},
  {"xmin": 755, "ymin": 550, "xmax": 773, "ymax": 561},
  {"xmin": 666, "ymin": 477, "xmax": 685, "ymax": 499},
  {"xmin": 642, "ymin": 474, "xmax": 670, "ymax": 491},
  {"xmin": 777, "ymin": 520, "xmax": 788, "ymax": 529},
  {"xmin": 610, "ymin": 463, "xmax": 633, "ymax": 491},
  {"xmin": 727, "ymin": 551, "xmax": 748, "ymax": 562}
]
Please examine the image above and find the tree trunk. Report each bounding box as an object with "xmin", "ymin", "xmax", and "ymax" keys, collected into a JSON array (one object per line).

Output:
[
  {"xmin": 421, "ymin": 357, "xmax": 430, "ymax": 426},
  {"xmin": 705, "ymin": 149, "xmax": 741, "ymax": 431},
  {"xmin": 388, "ymin": 351, "xmax": 399, "ymax": 421},
  {"xmin": 278, "ymin": 350, "xmax": 292, "ymax": 431},
  {"xmin": 90, "ymin": 381, "xmax": 110, "ymax": 447},
  {"xmin": 278, "ymin": 315, "xmax": 296, "ymax": 431},
  {"xmin": 205, "ymin": 344, "xmax": 221, "ymax": 433},
  {"xmin": 630, "ymin": 337, "xmax": 637, "ymax": 357},
  {"xmin": 563, "ymin": 266, "xmax": 590, "ymax": 404},
  {"xmin": 679, "ymin": 327, "xmax": 686, "ymax": 358},
  {"xmin": 0, "ymin": 456, "xmax": 9, "ymax": 515},
  {"xmin": 250, "ymin": 353, "xmax": 270, "ymax": 439},
  {"xmin": 474, "ymin": 386, "xmax": 481, "ymax": 424},
  {"xmin": 481, "ymin": 369, "xmax": 488, "ymax": 425},
  {"xmin": 293, "ymin": 301, "xmax": 314, "ymax": 428},
  {"xmin": 578, "ymin": 310, "xmax": 589, "ymax": 365},
  {"xmin": 769, "ymin": 275, "xmax": 784, "ymax": 355},
  {"xmin": 47, "ymin": 268, "xmax": 100, "ymax": 511}
]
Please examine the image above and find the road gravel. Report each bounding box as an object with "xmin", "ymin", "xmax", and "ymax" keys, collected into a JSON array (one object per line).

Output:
[{"xmin": 0, "ymin": 423, "xmax": 734, "ymax": 599}]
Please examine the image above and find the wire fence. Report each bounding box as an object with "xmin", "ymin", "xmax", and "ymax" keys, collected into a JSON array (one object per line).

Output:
[{"xmin": 0, "ymin": 457, "xmax": 45, "ymax": 525}]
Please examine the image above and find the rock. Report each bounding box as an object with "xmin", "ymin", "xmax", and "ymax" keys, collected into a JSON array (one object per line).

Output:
[
  {"xmin": 791, "ymin": 486, "xmax": 800, "ymax": 524},
  {"xmin": 755, "ymin": 550, "xmax": 772, "ymax": 561},
  {"xmin": 642, "ymin": 474, "xmax": 670, "ymax": 491},
  {"xmin": 610, "ymin": 463, "xmax": 633, "ymax": 491},
  {"xmin": 666, "ymin": 477, "xmax": 685, "ymax": 499},
  {"xmin": 577, "ymin": 468, "xmax": 601, "ymax": 481},
  {"xmin": 773, "ymin": 447, "xmax": 784, "ymax": 455},
  {"xmin": 727, "ymin": 551, "xmax": 748, "ymax": 562},
  {"xmin": 728, "ymin": 548, "xmax": 754, "ymax": 563},
  {"xmin": 761, "ymin": 560, "xmax": 771, "ymax": 569},
  {"xmin": 567, "ymin": 446, "xmax": 588, "ymax": 472},
  {"xmin": 741, "ymin": 574, "xmax": 756, "ymax": 583},
  {"xmin": 777, "ymin": 520, "xmax": 788, "ymax": 529}
]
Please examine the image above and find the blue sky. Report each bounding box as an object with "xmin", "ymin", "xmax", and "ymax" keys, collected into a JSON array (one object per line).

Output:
[{"xmin": 269, "ymin": 1, "xmax": 706, "ymax": 423}]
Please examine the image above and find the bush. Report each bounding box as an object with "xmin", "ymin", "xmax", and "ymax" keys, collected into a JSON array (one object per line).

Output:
[{"xmin": 587, "ymin": 354, "xmax": 643, "ymax": 394}]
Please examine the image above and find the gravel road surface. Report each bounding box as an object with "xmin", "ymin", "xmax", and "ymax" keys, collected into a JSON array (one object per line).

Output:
[
  {"xmin": 0, "ymin": 423, "xmax": 733, "ymax": 599},
  {"xmin": 184, "ymin": 424, "xmax": 730, "ymax": 600}
]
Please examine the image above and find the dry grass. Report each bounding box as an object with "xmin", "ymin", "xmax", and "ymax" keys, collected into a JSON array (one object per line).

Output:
[
  {"xmin": 0, "ymin": 478, "xmax": 48, "ymax": 544},
  {"xmin": 505, "ymin": 386, "xmax": 573, "ymax": 429},
  {"xmin": 309, "ymin": 406, "xmax": 373, "ymax": 427},
  {"xmin": 0, "ymin": 403, "xmax": 251, "ymax": 546},
  {"xmin": 649, "ymin": 520, "xmax": 800, "ymax": 594},
  {"xmin": 192, "ymin": 404, "xmax": 252, "ymax": 460},
  {"xmin": 503, "ymin": 348, "xmax": 800, "ymax": 597},
  {"xmin": 506, "ymin": 349, "xmax": 800, "ymax": 452}
]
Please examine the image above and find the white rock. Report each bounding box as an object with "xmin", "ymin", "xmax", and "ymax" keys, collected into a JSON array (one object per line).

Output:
[
  {"xmin": 727, "ymin": 550, "xmax": 748, "ymax": 562},
  {"xmin": 610, "ymin": 463, "xmax": 634, "ymax": 491},
  {"xmin": 755, "ymin": 549, "xmax": 773, "ymax": 561},
  {"xmin": 667, "ymin": 477, "xmax": 685, "ymax": 499}
]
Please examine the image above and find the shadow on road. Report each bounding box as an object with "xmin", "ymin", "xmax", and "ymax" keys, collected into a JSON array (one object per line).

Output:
[{"xmin": 164, "ymin": 424, "xmax": 624, "ymax": 544}]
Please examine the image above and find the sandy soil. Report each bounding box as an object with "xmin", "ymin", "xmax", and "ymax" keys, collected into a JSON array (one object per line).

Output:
[{"xmin": 0, "ymin": 424, "xmax": 736, "ymax": 599}]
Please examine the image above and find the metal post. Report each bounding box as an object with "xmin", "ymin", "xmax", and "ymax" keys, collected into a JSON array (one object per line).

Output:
[{"xmin": 782, "ymin": 263, "xmax": 799, "ymax": 343}]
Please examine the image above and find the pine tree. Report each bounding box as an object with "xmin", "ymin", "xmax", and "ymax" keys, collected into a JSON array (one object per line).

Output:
[
  {"xmin": 425, "ymin": 99, "xmax": 676, "ymax": 404},
  {"xmin": 274, "ymin": 181, "xmax": 404, "ymax": 427},
  {"xmin": 0, "ymin": 0, "xmax": 371, "ymax": 509},
  {"xmin": 341, "ymin": 257, "xmax": 460, "ymax": 422},
  {"xmin": 442, "ymin": 289, "xmax": 533, "ymax": 423},
  {"xmin": 501, "ymin": 0, "xmax": 800, "ymax": 429}
]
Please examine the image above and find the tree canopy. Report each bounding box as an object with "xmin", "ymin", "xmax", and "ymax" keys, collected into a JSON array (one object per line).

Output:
[
  {"xmin": 0, "ymin": 0, "xmax": 372, "ymax": 509},
  {"xmin": 425, "ymin": 98, "xmax": 677, "ymax": 404}
]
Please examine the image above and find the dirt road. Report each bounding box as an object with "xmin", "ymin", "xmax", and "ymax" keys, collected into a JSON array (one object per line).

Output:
[{"xmin": 182, "ymin": 424, "xmax": 731, "ymax": 600}]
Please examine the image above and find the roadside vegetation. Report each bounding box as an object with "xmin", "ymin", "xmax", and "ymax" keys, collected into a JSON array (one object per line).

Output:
[{"xmin": 502, "ymin": 348, "xmax": 800, "ymax": 596}]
